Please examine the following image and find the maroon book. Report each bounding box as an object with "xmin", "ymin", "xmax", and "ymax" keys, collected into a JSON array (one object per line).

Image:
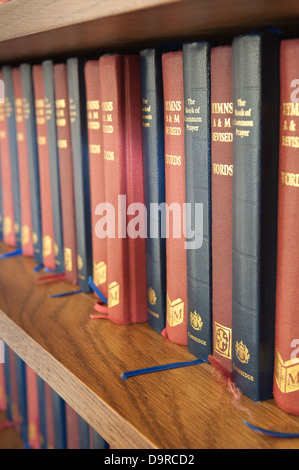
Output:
[
  {"xmin": 210, "ymin": 46, "xmax": 233, "ymax": 374},
  {"xmin": 12, "ymin": 67, "xmax": 34, "ymax": 257},
  {"xmin": 162, "ymin": 51, "xmax": 187, "ymax": 345},
  {"xmin": 53, "ymin": 63, "xmax": 77, "ymax": 284},
  {"xmin": 32, "ymin": 65, "xmax": 55, "ymax": 270},
  {"xmin": 26, "ymin": 364, "xmax": 41, "ymax": 449},
  {"xmin": 273, "ymin": 38, "xmax": 299, "ymax": 416},
  {"xmin": 0, "ymin": 69, "xmax": 16, "ymax": 247},
  {"xmin": 84, "ymin": 60, "xmax": 107, "ymax": 298}
]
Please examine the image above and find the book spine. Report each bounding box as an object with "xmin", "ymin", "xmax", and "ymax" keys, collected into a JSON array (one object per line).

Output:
[
  {"xmin": 32, "ymin": 64, "xmax": 55, "ymax": 271},
  {"xmin": 65, "ymin": 403, "xmax": 80, "ymax": 449},
  {"xmin": 90, "ymin": 427, "xmax": 109, "ymax": 449},
  {"xmin": 42, "ymin": 60, "xmax": 64, "ymax": 274},
  {"xmin": 210, "ymin": 46, "xmax": 233, "ymax": 373},
  {"xmin": 53, "ymin": 63, "xmax": 77, "ymax": 285},
  {"xmin": 37, "ymin": 375, "xmax": 47, "ymax": 448},
  {"xmin": 162, "ymin": 50, "xmax": 187, "ymax": 346},
  {"xmin": 2, "ymin": 66, "xmax": 22, "ymax": 249},
  {"xmin": 15, "ymin": 355, "xmax": 28, "ymax": 445},
  {"xmin": 44, "ymin": 382, "xmax": 55, "ymax": 449},
  {"xmin": 12, "ymin": 67, "xmax": 34, "ymax": 257},
  {"xmin": 25, "ymin": 364, "xmax": 41, "ymax": 449},
  {"xmin": 183, "ymin": 41, "xmax": 212, "ymax": 359},
  {"xmin": 139, "ymin": 48, "xmax": 166, "ymax": 334},
  {"xmin": 84, "ymin": 60, "xmax": 107, "ymax": 298},
  {"xmin": 0, "ymin": 70, "xmax": 16, "ymax": 247},
  {"xmin": 20, "ymin": 63, "xmax": 43, "ymax": 264},
  {"xmin": 67, "ymin": 58, "xmax": 92, "ymax": 292},
  {"xmin": 0, "ymin": 153, "xmax": 3, "ymax": 241},
  {"xmin": 3, "ymin": 343, "xmax": 12, "ymax": 420},
  {"xmin": 99, "ymin": 54, "xmax": 130, "ymax": 324},
  {"xmin": 51, "ymin": 389, "xmax": 66, "ymax": 449},
  {"xmin": 124, "ymin": 55, "xmax": 147, "ymax": 323},
  {"xmin": 0, "ymin": 341, "xmax": 5, "ymax": 411},
  {"xmin": 273, "ymin": 38, "xmax": 299, "ymax": 416},
  {"xmin": 78, "ymin": 414, "xmax": 90, "ymax": 449},
  {"xmin": 232, "ymin": 33, "xmax": 280, "ymax": 401}
]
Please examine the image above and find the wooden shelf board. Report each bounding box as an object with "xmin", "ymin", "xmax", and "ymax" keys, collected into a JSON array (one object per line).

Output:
[
  {"xmin": 1, "ymin": 0, "xmax": 299, "ymax": 63},
  {"xmin": 0, "ymin": 242, "xmax": 299, "ymax": 449}
]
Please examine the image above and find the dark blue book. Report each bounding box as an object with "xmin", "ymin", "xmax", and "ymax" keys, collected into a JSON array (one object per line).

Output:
[
  {"xmin": 42, "ymin": 60, "xmax": 64, "ymax": 274},
  {"xmin": 3, "ymin": 343, "xmax": 12, "ymax": 421},
  {"xmin": 20, "ymin": 63, "xmax": 43, "ymax": 265},
  {"xmin": 183, "ymin": 42, "xmax": 212, "ymax": 360},
  {"xmin": 37, "ymin": 376, "xmax": 47, "ymax": 449},
  {"xmin": 232, "ymin": 33, "xmax": 280, "ymax": 401},
  {"xmin": 15, "ymin": 355, "xmax": 28, "ymax": 445},
  {"xmin": 139, "ymin": 48, "xmax": 166, "ymax": 334},
  {"xmin": 90, "ymin": 427, "xmax": 109, "ymax": 449},
  {"xmin": 67, "ymin": 58, "xmax": 92, "ymax": 291},
  {"xmin": 2, "ymin": 66, "xmax": 21, "ymax": 250},
  {"xmin": 78, "ymin": 414, "xmax": 90, "ymax": 449},
  {"xmin": 51, "ymin": 389, "xmax": 67, "ymax": 449}
]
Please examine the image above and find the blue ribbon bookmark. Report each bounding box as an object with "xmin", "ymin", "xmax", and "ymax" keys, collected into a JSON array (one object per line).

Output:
[
  {"xmin": 121, "ymin": 358, "xmax": 205, "ymax": 380},
  {"xmin": 244, "ymin": 420, "xmax": 299, "ymax": 438},
  {"xmin": 0, "ymin": 249, "xmax": 22, "ymax": 259},
  {"xmin": 33, "ymin": 263, "xmax": 44, "ymax": 273},
  {"xmin": 49, "ymin": 290, "xmax": 84, "ymax": 298},
  {"xmin": 88, "ymin": 276, "xmax": 108, "ymax": 304}
]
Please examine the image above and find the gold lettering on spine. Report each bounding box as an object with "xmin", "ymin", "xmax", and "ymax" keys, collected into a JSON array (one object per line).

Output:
[
  {"xmin": 233, "ymin": 98, "xmax": 253, "ymax": 138},
  {"xmin": 275, "ymin": 349, "xmax": 299, "ymax": 393}
]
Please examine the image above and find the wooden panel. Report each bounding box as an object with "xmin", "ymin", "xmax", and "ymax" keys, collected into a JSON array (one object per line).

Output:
[
  {"xmin": 0, "ymin": 243, "xmax": 299, "ymax": 448},
  {"xmin": 1, "ymin": 0, "xmax": 299, "ymax": 63}
]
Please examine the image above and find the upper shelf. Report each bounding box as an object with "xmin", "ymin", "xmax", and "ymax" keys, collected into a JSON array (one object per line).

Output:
[
  {"xmin": 1, "ymin": 0, "xmax": 299, "ymax": 63},
  {"xmin": 0, "ymin": 242, "xmax": 299, "ymax": 449}
]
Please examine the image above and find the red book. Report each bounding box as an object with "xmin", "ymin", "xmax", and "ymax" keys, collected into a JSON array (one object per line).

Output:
[
  {"xmin": 53, "ymin": 63, "xmax": 77, "ymax": 284},
  {"xmin": 65, "ymin": 403, "xmax": 79, "ymax": 449},
  {"xmin": 32, "ymin": 65, "xmax": 55, "ymax": 270},
  {"xmin": 8, "ymin": 349, "xmax": 21, "ymax": 433},
  {"xmin": 99, "ymin": 54, "xmax": 129, "ymax": 324},
  {"xmin": 26, "ymin": 365, "xmax": 41, "ymax": 449},
  {"xmin": 273, "ymin": 39, "xmax": 299, "ymax": 416},
  {"xmin": 0, "ymin": 340, "xmax": 5, "ymax": 411},
  {"xmin": 84, "ymin": 60, "xmax": 107, "ymax": 298},
  {"xmin": 44, "ymin": 382, "xmax": 55, "ymax": 449},
  {"xmin": 124, "ymin": 55, "xmax": 147, "ymax": 323},
  {"xmin": 12, "ymin": 67, "xmax": 34, "ymax": 257},
  {"xmin": 210, "ymin": 46, "xmax": 233, "ymax": 374},
  {"xmin": 0, "ymin": 69, "xmax": 16, "ymax": 247},
  {"xmin": 162, "ymin": 51, "xmax": 187, "ymax": 345}
]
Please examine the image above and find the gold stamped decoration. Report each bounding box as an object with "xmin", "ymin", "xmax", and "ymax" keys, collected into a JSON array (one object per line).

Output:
[
  {"xmin": 33, "ymin": 232, "xmax": 38, "ymax": 245},
  {"xmin": 167, "ymin": 294, "xmax": 184, "ymax": 327},
  {"xmin": 108, "ymin": 281, "xmax": 119, "ymax": 308},
  {"xmin": 235, "ymin": 340, "xmax": 250, "ymax": 364},
  {"xmin": 190, "ymin": 311, "xmax": 203, "ymax": 331},
  {"xmin": 43, "ymin": 235, "xmax": 52, "ymax": 257},
  {"xmin": 21, "ymin": 225, "xmax": 29, "ymax": 246},
  {"xmin": 77, "ymin": 254, "xmax": 83, "ymax": 271},
  {"xmin": 3, "ymin": 216, "xmax": 11, "ymax": 236},
  {"xmin": 147, "ymin": 287, "xmax": 157, "ymax": 305},
  {"xmin": 64, "ymin": 247, "xmax": 72, "ymax": 272},
  {"xmin": 93, "ymin": 261, "xmax": 107, "ymax": 286},
  {"xmin": 275, "ymin": 348, "xmax": 299, "ymax": 394},
  {"xmin": 215, "ymin": 322, "xmax": 232, "ymax": 359}
]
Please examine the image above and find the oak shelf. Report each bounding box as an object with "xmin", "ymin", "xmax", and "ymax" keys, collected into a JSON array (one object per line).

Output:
[
  {"xmin": 0, "ymin": 0, "xmax": 299, "ymax": 450},
  {"xmin": 0, "ymin": 243, "xmax": 298, "ymax": 449}
]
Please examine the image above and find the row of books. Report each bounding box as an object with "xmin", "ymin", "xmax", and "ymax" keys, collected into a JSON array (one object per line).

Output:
[
  {"xmin": 0, "ymin": 31, "xmax": 298, "ymax": 416},
  {"xmin": 0, "ymin": 342, "xmax": 110, "ymax": 449}
]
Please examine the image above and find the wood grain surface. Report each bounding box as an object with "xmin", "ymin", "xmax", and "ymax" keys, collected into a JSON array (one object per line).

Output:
[
  {"xmin": 1, "ymin": 0, "xmax": 299, "ymax": 63},
  {"xmin": 0, "ymin": 243, "xmax": 299, "ymax": 449}
]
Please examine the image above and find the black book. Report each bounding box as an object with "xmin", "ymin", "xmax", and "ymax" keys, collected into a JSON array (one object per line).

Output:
[
  {"xmin": 139, "ymin": 48, "xmax": 166, "ymax": 334},
  {"xmin": 183, "ymin": 42, "xmax": 212, "ymax": 360},
  {"xmin": 232, "ymin": 32, "xmax": 280, "ymax": 401},
  {"xmin": 42, "ymin": 60, "xmax": 64, "ymax": 274},
  {"xmin": 20, "ymin": 63, "xmax": 43, "ymax": 265},
  {"xmin": 67, "ymin": 58, "xmax": 92, "ymax": 292},
  {"xmin": 2, "ymin": 66, "xmax": 21, "ymax": 250}
]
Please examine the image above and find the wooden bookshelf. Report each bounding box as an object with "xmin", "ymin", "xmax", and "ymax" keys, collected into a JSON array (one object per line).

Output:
[
  {"xmin": 0, "ymin": 243, "xmax": 299, "ymax": 449},
  {"xmin": 0, "ymin": 0, "xmax": 299, "ymax": 449}
]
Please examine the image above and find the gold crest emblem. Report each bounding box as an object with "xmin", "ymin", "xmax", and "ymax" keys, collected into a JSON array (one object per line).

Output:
[
  {"xmin": 108, "ymin": 281, "xmax": 120, "ymax": 308},
  {"xmin": 147, "ymin": 287, "xmax": 157, "ymax": 305},
  {"xmin": 167, "ymin": 294, "xmax": 184, "ymax": 327},
  {"xmin": 21, "ymin": 225, "xmax": 29, "ymax": 246},
  {"xmin": 77, "ymin": 254, "xmax": 83, "ymax": 270},
  {"xmin": 235, "ymin": 340, "xmax": 250, "ymax": 364},
  {"xmin": 93, "ymin": 261, "xmax": 107, "ymax": 286},
  {"xmin": 43, "ymin": 235, "xmax": 52, "ymax": 257},
  {"xmin": 64, "ymin": 247, "xmax": 72, "ymax": 272},
  {"xmin": 32, "ymin": 232, "xmax": 38, "ymax": 245},
  {"xmin": 190, "ymin": 311, "xmax": 203, "ymax": 331},
  {"xmin": 215, "ymin": 322, "xmax": 232, "ymax": 359}
]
